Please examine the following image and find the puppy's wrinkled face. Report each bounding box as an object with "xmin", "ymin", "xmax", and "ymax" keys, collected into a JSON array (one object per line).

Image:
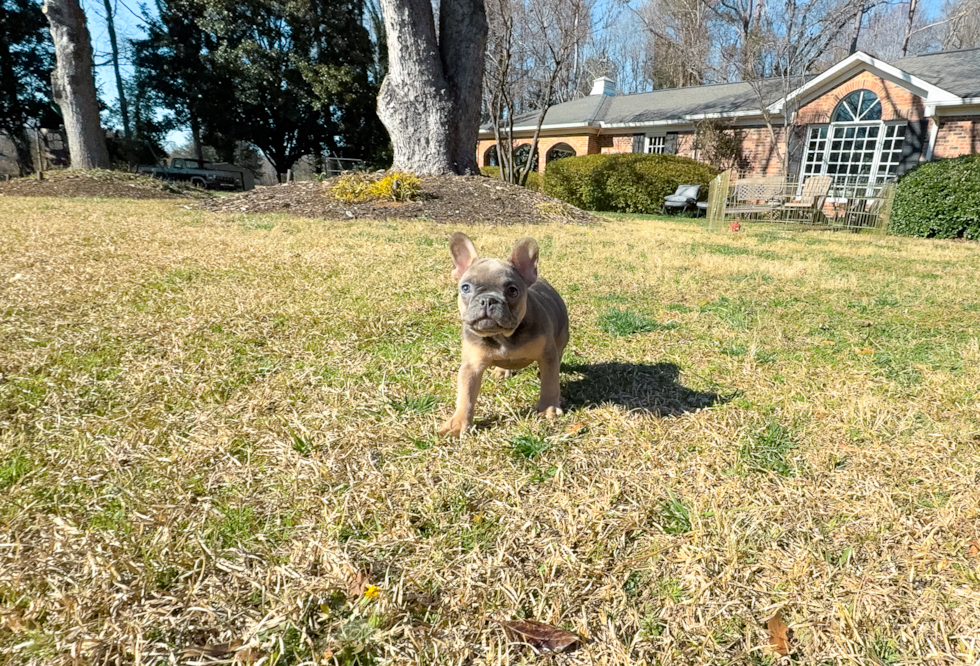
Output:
[
  {"xmin": 449, "ymin": 232, "xmax": 539, "ymax": 338},
  {"xmin": 457, "ymin": 259, "xmax": 528, "ymax": 336}
]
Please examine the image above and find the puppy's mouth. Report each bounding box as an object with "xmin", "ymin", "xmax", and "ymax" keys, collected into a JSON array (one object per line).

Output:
[{"xmin": 467, "ymin": 316, "xmax": 516, "ymax": 336}]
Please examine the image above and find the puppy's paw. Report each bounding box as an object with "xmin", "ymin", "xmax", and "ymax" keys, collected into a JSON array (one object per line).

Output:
[
  {"xmin": 535, "ymin": 401, "xmax": 564, "ymax": 419},
  {"xmin": 438, "ymin": 414, "xmax": 468, "ymax": 438},
  {"xmin": 491, "ymin": 367, "xmax": 513, "ymax": 380}
]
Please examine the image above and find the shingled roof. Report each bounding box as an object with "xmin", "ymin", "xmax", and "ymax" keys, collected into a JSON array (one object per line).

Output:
[
  {"xmin": 487, "ymin": 48, "xmax": 980, "ymax": 134},
  {"xmin": 889, "ymin": 48, "xmax": 980, "ymax": 98}
]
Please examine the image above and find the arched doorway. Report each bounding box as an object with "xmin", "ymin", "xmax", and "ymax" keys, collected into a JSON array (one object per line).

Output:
[
  {"xmin": 546, "ymin": 142, "xmax": 576, "ymax": 164},
  {"xmin": 483, "ymin": 145, "xmax": 499, "ymax": 167},
  {"xmin": 800, "ymin": 89, "xmax": 907, "ymax": 186}
]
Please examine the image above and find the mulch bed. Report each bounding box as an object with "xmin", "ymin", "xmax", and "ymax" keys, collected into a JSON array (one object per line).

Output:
[
  {"xmin": 199, "ymin": 175, "xmax": 597, "ymax": 225},
  {"xmin": 0, "ymin": 170, "xmax": 207, "ymax": 200}
]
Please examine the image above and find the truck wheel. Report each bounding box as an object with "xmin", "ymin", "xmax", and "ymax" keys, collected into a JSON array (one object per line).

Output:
[{"xmin": 191, "ymin": 177, "xmax": 207, "ymax": 189}]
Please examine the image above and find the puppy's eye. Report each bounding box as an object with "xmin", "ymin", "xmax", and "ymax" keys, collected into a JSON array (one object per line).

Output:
[
  {"xmin": 505, "ymin": 285, "xmax": 519, "ymax": 299},
  {"xmin": 460, "ymin": 284, "xmax": 471, "ymax": 294}
]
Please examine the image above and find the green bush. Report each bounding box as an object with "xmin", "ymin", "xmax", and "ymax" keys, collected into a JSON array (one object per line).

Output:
[
  {"xmin": 891, "ymin": 154, "xmax": 980, "ymax": 239},
  {"xmin": 543, "ymin": 153, "xmax": 718, "ymax": 213},
  {"xmin": 480, "ymin": 166, "xmax": 541, "ymax": 191}
]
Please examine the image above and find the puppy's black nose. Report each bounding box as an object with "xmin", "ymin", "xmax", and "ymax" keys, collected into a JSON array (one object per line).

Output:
[{"xmin": 479, "ymin": 294, "xmax": 503, "ymax": 309}]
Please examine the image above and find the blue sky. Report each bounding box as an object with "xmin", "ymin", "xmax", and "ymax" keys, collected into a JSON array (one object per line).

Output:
[{"xmin": 83, "ymin": 0, "xmax": 951, "ymax": 150}]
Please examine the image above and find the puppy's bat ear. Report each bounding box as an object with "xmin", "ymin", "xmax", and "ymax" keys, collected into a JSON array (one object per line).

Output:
[
  {"xmin": 510, "ymin": 237, "xmax": 539, "ymax": 286},
  {"xmin": 449, "ymin": 232, "xmax": 479, "ymax": 280}
]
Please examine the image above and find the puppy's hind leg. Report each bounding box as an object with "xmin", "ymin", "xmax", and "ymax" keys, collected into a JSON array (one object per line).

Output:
[{"xmin": 534, "ymin": 347, "xmax": 563, "ymax": 419}]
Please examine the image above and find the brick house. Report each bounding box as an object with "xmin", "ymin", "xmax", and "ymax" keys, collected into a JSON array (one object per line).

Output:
[{"xmin": 477, "ymin": 49, "xmax": 980, "ymax": 184}]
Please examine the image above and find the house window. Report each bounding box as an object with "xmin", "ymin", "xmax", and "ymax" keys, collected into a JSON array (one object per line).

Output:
[
  {"xmin": 645, "ymin": 136, "xmax": 665, "ymax": 154},
  {"xmin": 800, "ymin": 89, "xmax": 905, "ymax": 187}
]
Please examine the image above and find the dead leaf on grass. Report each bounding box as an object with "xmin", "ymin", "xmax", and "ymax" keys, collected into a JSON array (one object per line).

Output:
[
  {"xmin": 968, "ymin": 540, "xmax": 980, "ymax": 557},
  {"xmin": 347, "ymin": 569, "xmax": 370, "ymax": 597},
  {"xmin": 767, "ymin": 611, "xmax": 792, "ymax": 656},
  {"xmin": 856, "ymin": 348, "xmax": 875, "ymax": 355},
  {"xmin": 498, "ymin": 619, "xmax": 580, "ymax": 653}
]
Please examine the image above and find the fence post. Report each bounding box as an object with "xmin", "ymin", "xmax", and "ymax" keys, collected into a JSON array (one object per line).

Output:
[
  {"xmin": 876, "ymin": 182, "xmax": 896, "ymax": 235},
  {"xmin": 706, "ymin": 169, "xmax": 731, "ymax": 231}
]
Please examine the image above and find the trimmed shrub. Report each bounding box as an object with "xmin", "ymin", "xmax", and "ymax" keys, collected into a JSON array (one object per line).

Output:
[
  {"xmin": 543, "ymin": 153, "xmax": 718, "ymax": 213},
  {"xmin": 480, "ymin": 166, "xmax": 542, "ymax": 191},
  {"xmin": 891, "ymin": 154, "xmax": 980, "ymax": 239}
]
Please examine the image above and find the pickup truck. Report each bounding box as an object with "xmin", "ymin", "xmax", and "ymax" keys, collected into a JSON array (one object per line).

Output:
[{"xmin": 137, "ymin": 158, "xmax": 255, "ymax": 191}]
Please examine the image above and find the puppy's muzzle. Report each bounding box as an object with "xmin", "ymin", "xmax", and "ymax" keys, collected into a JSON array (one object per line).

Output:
[{"xmin": 478, "ymin": 293, "xmax": 504, "ymax": 314}]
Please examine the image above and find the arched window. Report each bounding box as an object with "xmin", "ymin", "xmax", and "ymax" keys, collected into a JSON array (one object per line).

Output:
[
  {"xmin": 831, "ymin": 89, "xmax": 882, "ymax": 122},
  {"xmin": 513, "ymin": 144, "xmax": 539, "ymax": 172},
  {"xmin": 800, "ymin": 88, "xmax": 906, "ymax": 187},
  {"xmin": 546, "ymin": 142, "xmax": 576, "ymax": 163},
  {"xmin": 483, "ymin": 145, "xmax": 499, "ymax": 167}
]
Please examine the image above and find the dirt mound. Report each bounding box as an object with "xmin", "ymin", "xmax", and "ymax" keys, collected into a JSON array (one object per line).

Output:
[
  {"xmin": 0, "ymin": 169, "xmax": 210, "ymax": 200},
  {"xmin": 200, "ymin": 174, "xmax": 597, "ymax": 225}
]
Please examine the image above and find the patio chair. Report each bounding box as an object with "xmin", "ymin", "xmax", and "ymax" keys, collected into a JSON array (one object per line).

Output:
[
  {"xmin": 663, "ymin": 184, "xmax": 701, "ymax": 212},
  {"xmin": 780, "ymin": 175, "xmax": 832, "ymax": 223}
]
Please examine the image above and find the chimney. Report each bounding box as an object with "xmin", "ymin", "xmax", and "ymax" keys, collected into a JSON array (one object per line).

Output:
[{"xmin": 590, "ymin": 76, "xmax": 616, "ymax": 96}]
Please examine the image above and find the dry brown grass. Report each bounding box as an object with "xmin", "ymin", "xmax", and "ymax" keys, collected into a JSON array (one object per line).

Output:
[{"xmin": 1, "ymin": 197, "xmax": 979, "ymax": 665}]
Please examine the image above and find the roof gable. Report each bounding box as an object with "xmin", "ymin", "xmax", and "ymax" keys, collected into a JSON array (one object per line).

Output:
[{"xmin": 770, "ymin": 51, "xmax": 962, "ymax": 114}]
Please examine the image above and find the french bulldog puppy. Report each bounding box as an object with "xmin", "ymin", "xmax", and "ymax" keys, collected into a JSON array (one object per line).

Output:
[{"xmin": 439, "ymin": 232, "xmax": 569, "ymax": 437}]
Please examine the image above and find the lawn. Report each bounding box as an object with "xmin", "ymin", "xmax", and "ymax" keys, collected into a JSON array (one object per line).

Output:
[{"xmin": 1, "ymin": 197, "xmax": 978, "ymax": 665}]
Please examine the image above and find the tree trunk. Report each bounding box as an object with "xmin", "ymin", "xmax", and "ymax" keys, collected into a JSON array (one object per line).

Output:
[
  {"xmin": 440, "ymin": 0, "xmax": 487, "ymax": 174},
  {"xmin": 43, "ymin": 0, "xmax": 110, "ymax": 169},
  {"xmin": 190, "ymin": 114, "xmax": 204, "ymax": 161},
  {"xmin": 902, "ymin": 0, "xmax": 918, "ymax": 56},
  {"xmin": 848, "ymin": 1, "xmax": 865, "ymax": 55},
  {"xmin": 102, "ymin": 0, "xmax": 130, "ymax": 138},
  {"xmin": 377, "ymin": 0, "xmax": 486, "ymax": 175}
]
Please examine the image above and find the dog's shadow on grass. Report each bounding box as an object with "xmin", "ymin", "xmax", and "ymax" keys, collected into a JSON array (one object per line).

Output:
[{"xmin": 561, "ymin": 362, "xmax": 729, "ymax": 416}]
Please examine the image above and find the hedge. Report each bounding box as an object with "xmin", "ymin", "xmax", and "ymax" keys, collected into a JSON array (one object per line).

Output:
[
  {"xmin": 480, "ymin": 166, "xmax": 541, "ymax": 191},
  {"xmin": 891, "ymin": 154, "xmax": 980, "ymax": 239},
  {"xmin": 542, "ymin": 153, "xmax": 718, "ymax": 213}
]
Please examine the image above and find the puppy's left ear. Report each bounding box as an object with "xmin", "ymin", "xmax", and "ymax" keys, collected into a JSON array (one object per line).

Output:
[{"xmin": 510, "ymin": 237, "xmax": 539, "ymax": 286}]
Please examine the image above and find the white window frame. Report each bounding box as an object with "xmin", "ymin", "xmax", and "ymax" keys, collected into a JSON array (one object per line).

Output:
[
  {"xmin": 645, "ymin": 135, "xmax": 666, "ymax": 154},
  {"xmin": 799, "ymin": 120, "xmax": 907, "ymax": 198}
]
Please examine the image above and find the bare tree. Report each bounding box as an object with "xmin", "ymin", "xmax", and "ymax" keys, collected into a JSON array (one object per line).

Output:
[
  {"xmin": 732, "ymin": 0, "xmax": 864, "ymax": 176},
  {"xmin": 42, "ymin": 0, "xmax": 110, "ymax": 169},
  {"xmin": 377, "ymin": 0, "xmax": 487, "ymax": 175},
  {"xmin": 940, "ymin": 0, "xmax": 980, "ymax": 49},
  {"xmin": 484, "ymin": 0, "xmax": 592, "ymax": 185},
  {"xmin": 101, "ymin": 0, "xmax": 130, "ymax": 138},
  {"xmin": 637, "ymin": 0, "xmax": 714, "ymax": 87}
]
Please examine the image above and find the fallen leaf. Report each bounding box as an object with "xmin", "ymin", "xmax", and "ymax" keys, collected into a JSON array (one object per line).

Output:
[
  {"xmin": 347, "ymin": 569, "xmax": 370, "ymax": 597},
  {"xmin": 767, "ymin": 611, "xmax": 791, "ymax": 656},
  {"xmin": 183, "ymin": 639, "xmax": 243, "ymax": 659},
  {"xmin": 857, "ymin": 348, "xmax": 875, "ymax": 355},
  {"xmin": 563, "ymin": 423, "xmax": 583, "ymax": 435},
  {"xmin": 821, "ymin": 340, "xmax": 836, "ymax": 346},
  {"xmin": 968, "ymin": 540, "xmax": 980, "ymax": 557},
  {"xmin": 498, "ymin": 619, "xmax": 580, "ymax": 653}
]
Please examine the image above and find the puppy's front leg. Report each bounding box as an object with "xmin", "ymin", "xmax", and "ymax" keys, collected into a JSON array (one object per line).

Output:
[
  {"xmin": 439, "ymin": 363, "xmax": 484, "ymax": 437},
  {"xmin": 535, "ymin": 347, "xmax": 563, "ymax": 418}
]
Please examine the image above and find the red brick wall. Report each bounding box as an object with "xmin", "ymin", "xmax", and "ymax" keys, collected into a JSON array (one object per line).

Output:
[
  {"xmin": 477, "ymin": 136, "xmax": 600, "ymax": 172},
  {"xmin": 933, "ymin": 116, "xmax": 980, "ymax": 159},
  {"xmin": 598, "ymin": 135, "xmax": 634, "ymax": 154},
  {"xmin": 797, "ymin": 71, "xmax": 927, "ymax": 124},
  {"xmin": 735, "ymin": 127, "xmax": 786, "ymax": 176}
]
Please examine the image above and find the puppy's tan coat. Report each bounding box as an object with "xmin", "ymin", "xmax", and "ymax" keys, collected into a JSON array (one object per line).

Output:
[{"xmin": 439, "ymin": 233, "xmax": 569, "ymax": 437}]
